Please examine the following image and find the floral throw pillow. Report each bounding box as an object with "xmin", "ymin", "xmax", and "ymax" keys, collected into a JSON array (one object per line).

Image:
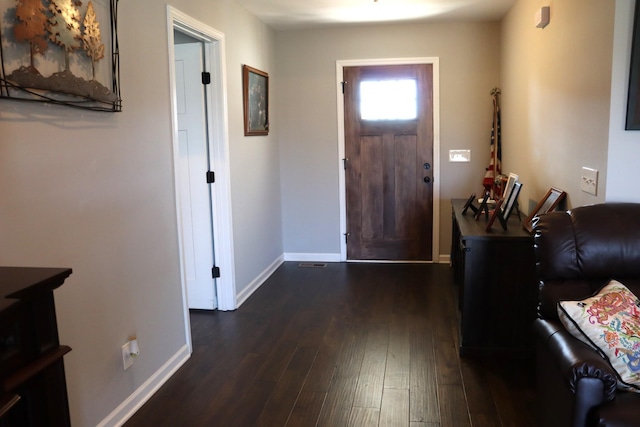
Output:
[{"xmin": 557, "ymin": 279, "xmax": 640, "ymax": 392}]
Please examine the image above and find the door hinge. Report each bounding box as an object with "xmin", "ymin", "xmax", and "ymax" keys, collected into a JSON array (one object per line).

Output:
[
  {"xmin": 344, "ymin": 232, "xmax": 350, "ymax": 244},
  {"xmin": 343, "ymin": 158, "xmax": 348, "ymax": 170},
  {"xmin": 212, "ymin": 266, "xmax": 221, "ymax": 278},
  {"xmin": 202, "ymin": 71, "xmax": 211, "ymax": 85},
  {"xmin": 341, "ymin": 81, "xmax": 347, "ymax": 94},
  {"xmin": 206, "ymin": 171, "xmax": 215, "ymax": 183}
]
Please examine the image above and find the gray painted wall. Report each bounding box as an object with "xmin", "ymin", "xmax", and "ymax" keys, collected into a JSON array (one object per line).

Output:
[
  {"xmin": 0, "ymin": 0, "xmax": 281, "ymax": 425},
  {"xmin": 276, "ymin": 22, "xmax": 501, "ymax": 259},
  {"xmin": 500, "ymin": 0, "xmax": 614, "ymax": 211},
  {"xmin": 607, "ymin": 0, "xmax": 640, "ymax": 203}
]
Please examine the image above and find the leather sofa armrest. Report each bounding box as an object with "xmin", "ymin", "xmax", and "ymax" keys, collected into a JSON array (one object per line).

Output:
[{"xmin": 534, "ymin": 318, "xmax": 618, "ymax": 401}]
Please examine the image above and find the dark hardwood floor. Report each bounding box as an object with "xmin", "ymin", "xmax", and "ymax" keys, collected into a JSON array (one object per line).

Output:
[{"xmin": 124, "ymin": 262, "xmax": 536, "ymax": 427}]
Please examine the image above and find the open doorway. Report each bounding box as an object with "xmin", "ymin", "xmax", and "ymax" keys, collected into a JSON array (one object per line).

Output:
[
  {"xmin": 174, "ymin": 31, "xmax": 217, "ymax": 310},
  {"xmin": 167, "ymin": 6, "xmax": 236, "ymax": 352}
]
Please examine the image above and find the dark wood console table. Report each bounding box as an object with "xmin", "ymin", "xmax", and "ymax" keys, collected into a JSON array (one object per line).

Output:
[
  {"xmin": 0, "ymin": 267, "xmax": 72, "ymax": 426},
  {"xmin": 450, "ymin": 199, "xmax": 537, "ymax": 356}
]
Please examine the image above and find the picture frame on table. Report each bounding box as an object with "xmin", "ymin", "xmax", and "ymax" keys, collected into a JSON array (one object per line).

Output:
[
  {"xmin": 502, "ymin": 173, "xmax": 519, "ymax": 201},
  {"xmin": 242, "ymin": 65, "xmax": 269, "ymax": 136},
  {"xmin": 523, "ymin": 187, "xmax": 567, "ymax": 233},
  {"xmin": 474, "ymin": 190, "xmax": 492, "ymax": 220},
  {"xmin": 485, "ymin": 198, "xmax": 505, "ymax": 232},
  {"xmin": 462, "ymin": 193, "xmax": 476, "ymax": 214},
  {"xmin": 502, "ymin": 181, "xmax": 523, "ymax": 222}
]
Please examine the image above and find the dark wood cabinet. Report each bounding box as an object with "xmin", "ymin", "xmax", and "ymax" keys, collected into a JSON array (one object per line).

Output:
[
  {"xmin": 450, "ymin": 199, "xmax": 537, "ymax": 356},
  {"xmin": 0, "ymin": 267, "xmax": 72, "ymax": 427}
]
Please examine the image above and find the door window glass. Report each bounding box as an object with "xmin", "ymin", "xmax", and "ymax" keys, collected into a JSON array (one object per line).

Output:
[{"xmin": 360, "ymin": 79, "xmax": 417, "ymax": 120}]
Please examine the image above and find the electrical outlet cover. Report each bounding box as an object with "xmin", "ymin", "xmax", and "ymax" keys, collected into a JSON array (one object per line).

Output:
[{"xmin": 581, "ymin": 167, "xmax": 598, "ymax": 196}]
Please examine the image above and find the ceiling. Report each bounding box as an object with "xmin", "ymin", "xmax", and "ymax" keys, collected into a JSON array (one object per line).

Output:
[{"xmin": 234, "ymin": 0, "xmax": 517, "ymax": 31}]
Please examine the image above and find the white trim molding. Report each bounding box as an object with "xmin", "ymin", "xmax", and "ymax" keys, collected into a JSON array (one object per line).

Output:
[
  {"xmin": 283, "ymin": 253, "xmax": 342, "ymax": 262},
  {"xmin": 96, "ymin": 345, "xmax": 191, "ymax": 427},
  {"xmin": 235, "ymin": 255, "xmax": 285, "ymax": 308},
  {"xmin": 166, "ymin": 5, "xmax": 236, "ymax": 351}
]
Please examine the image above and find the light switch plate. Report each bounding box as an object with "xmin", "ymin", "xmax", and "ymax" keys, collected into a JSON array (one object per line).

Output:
[
  {"xmin": 122, "ymin": 342, "xmax": 134, "ymax": 370},
  {"xmin": 581, "ymin": 167, "xmax": 598, "ymax": 196},
  {"xmin": 449, "ymin": 149, "xmax": 471, "ymax": 162}
]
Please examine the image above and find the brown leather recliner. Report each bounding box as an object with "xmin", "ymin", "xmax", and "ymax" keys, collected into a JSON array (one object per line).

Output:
[{"xmin": 532, "ymin": 203, "xmax": 640, "ymax": 427}]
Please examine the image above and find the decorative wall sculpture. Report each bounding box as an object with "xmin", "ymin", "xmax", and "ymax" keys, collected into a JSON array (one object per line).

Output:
[{"xmin": 0, "ymin": 0, "xmax": 121, "ymax": 112}]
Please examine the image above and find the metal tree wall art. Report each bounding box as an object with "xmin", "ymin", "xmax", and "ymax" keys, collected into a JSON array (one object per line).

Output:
[
  {"xmin": 0, "ymin": 0, "xmax": 121, "ymax": 111},
  {"xmin": 48, "ymin": 0, "xmax": 82, "ymax": 72},
  {"xmin": 14, "ymin": 0, "xmax": 48, "ymax": 68},
  {"xmin": 83, "ymin": 1, "xmax": 103, "ymax": 79}
]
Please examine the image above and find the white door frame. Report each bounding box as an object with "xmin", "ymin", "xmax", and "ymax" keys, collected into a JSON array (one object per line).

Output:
[
  {"xmin": 167, "ymin": 6, "xmax": 236, "ymax": 350},
  {"xmin": 336, "ymin": 58, "xmax": 441, "ymax": 262}
]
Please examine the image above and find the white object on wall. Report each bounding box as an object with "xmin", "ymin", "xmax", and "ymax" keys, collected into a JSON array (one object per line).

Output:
[
  {"xmin": 581, "ymin": 167, "xmax": 598, "ymax": 196},
  {"xmin": 449, "ymin": 149, "xmax": 471, "ymax": 162},
  {"xmin": 535, "ymin": 6, "xmax": 550, "ymax": 29}
]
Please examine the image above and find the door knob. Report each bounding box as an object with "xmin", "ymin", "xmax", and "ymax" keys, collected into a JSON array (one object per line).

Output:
[
  {"xmin": 423, "ymin": 163, "xmax": 431, "ymax": 170},
  {"xmin": 423, "ymin": 176, "xmax": 431, "ymax": 184}
]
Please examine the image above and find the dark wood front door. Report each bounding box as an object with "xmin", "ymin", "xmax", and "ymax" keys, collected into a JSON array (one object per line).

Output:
[{"xmin": 344, "ymin": 64, "xmax": 434, "ymax": 261}]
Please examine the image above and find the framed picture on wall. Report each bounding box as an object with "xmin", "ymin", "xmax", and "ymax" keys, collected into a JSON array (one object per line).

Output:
[
  {"xmin": 626, "ymin": 0, "xmax": 640, "ymax": 129},
  {"xmin": 242, "ymin": 65, "xmax": 269, "ymax": 136}
]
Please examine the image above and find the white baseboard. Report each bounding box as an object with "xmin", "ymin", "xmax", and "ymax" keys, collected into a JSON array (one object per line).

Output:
[
  {"xmin": 283, "ymin": 253, "xmax": 341, "ymax": 262},
  {"xmin": 235, "ymin": 254, "xmax": 285, "ymax": 307},
  {"xmin": 284, "ymin": 253, "xmax": 448, "ymax": 263},
  {"xmin": 96, "ymin": 345, "xmax": 191, "ymax": 427}
]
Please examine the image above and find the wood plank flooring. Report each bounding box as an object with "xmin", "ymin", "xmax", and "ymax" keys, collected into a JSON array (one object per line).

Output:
[{"xmin": 124, "ymin": 262, "xmax": 536, "ymax": 427}]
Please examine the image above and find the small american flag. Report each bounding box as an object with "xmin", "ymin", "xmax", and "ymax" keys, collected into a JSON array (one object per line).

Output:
[{"xmin": 483, "ymin": 88, "xmax": 502, "ymax": 197}]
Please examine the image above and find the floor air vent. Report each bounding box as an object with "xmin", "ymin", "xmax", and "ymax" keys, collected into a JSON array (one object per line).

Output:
[{"xmin": 298, "ymin": 263, "xmax": 327, "ymax": 268}]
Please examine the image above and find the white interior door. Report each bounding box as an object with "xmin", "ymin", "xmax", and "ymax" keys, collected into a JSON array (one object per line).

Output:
[{"xmin": 175, "ymin": 42, "xmax": 217, "ymax": 310}]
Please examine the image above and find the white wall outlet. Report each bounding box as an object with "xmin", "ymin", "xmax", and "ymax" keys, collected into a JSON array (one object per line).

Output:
[
  {"xmin": 581, "ymin": 167, "xmax": 598, "ymax": 196},
  {"xmin": 449, "ymin": 149, "xmax": 471, "ymax": 162},
  {"xmin": 122, "ymin": 341, "xmax": 135, "ymax": 370}
]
